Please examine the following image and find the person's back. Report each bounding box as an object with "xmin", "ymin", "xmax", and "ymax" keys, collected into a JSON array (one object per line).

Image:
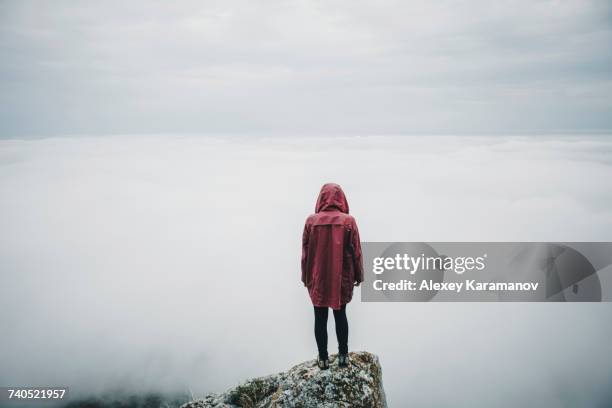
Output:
[{"xmin": 301, "ymin": 183, "xmax": 364, "ymax": 369}]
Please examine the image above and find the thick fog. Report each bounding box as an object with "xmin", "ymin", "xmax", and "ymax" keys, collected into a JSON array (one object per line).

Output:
[{"xmin": 1, "ymin": 135, "xmax": 612, "ymax": 407}]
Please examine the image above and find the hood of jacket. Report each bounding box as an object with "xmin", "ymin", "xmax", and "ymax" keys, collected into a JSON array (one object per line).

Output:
[{"xmin": 315, "ymin": 183, "xmax": 349, "ymax": 214}]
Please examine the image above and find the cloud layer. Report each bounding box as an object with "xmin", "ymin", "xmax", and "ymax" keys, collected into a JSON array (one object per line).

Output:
[{"xmin": 1, "ymin": 135, "xmax": 612, "ymax": 406}]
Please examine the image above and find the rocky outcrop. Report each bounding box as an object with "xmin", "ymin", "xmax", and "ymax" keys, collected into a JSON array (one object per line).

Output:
[{"xmin": 182, "ymin": 351, "xmax": 386, "ymax": 408}]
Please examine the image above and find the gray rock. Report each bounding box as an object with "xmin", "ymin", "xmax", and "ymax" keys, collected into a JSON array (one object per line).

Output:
[{"xmin": 181, "ymin": 352, "xmax": 387, "ymax": 408}]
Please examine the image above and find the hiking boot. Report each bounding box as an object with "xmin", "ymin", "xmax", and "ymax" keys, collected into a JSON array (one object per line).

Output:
[
  {"xmin": 338, "ymin": 353, "xmax": 349, "ymax": 368},
  {"xmin": 317, "ymin": 356, "xmax": 330, "ymax": 370}
]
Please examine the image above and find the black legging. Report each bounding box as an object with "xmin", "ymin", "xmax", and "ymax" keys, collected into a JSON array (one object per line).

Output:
[{"xmin": 314, "ymin": 304, "xmax": 348, "ymax": 360}]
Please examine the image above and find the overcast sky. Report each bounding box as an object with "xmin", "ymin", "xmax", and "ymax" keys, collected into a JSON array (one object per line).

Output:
[{"xmin": 1, "ymin": 0, "xmax": 611, "ymax": 137}]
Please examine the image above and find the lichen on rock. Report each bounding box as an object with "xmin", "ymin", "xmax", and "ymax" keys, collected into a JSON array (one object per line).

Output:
[{"xmin": 181, "ymin": 351, "xmax": 386, "ymax": 408}]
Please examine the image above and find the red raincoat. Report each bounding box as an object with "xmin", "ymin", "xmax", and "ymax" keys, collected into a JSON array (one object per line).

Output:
[{"xmin": 301, "ymin": 183, "xmax": 364, "ymax": 310}]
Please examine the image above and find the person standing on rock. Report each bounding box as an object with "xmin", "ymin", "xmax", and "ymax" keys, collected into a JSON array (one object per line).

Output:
[{"xmin": 301, "ymin": 183, "xmax": 364, "ymax": 370}]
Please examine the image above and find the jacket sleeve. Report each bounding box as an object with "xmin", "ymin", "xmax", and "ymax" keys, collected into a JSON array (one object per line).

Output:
[
  {"xmin": 351, "ymin": 218, "xmax": 364, "ymax": 283},
  {"xmin": 301, "ymin": 221, "xmax": 311, "ymax": 286}
]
